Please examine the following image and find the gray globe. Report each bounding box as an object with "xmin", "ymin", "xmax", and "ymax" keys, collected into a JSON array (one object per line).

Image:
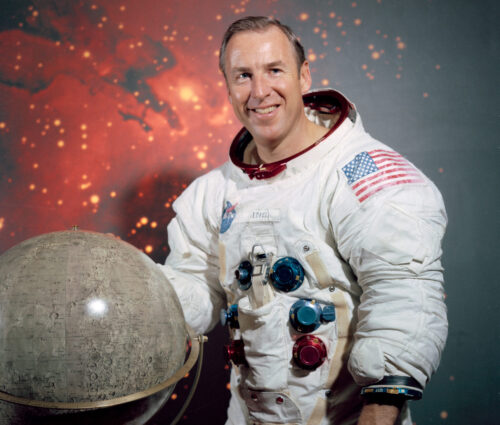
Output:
[{"xmin": 0, "ymin": 230, "xmax": 188, "ymax": 424}]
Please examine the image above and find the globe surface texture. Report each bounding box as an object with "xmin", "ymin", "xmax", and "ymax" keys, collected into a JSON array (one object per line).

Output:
[{"xmin": 0, "ymin": 230, "xmax": 187, "ymax": 424}]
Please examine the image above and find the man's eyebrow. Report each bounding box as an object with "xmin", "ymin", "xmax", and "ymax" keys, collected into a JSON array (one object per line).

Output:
[
  {"xmin": 266, "ymin": 60, "xmax": 286, "ymax": 68},
  {"xmin": 231, "ymin": 66, "xmax": 251, "ymax": 74},
  {"xmin": 230, "ymin": 60, "xmax": 287, "ymax": 74}
]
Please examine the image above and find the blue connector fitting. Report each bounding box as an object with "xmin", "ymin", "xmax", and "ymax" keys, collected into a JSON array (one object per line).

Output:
[
  {"xmin": 235, "ymin": 261, "xmax": 253, "ymax": 290},
  {"xmin": 220, "ymin": 304, "xmax": 239, "ymax": 328},
  {"xmin": 289, "ymin": 299, "xmax": 336, "ymax": 333},
  {"xmin": 270, "ymin": 257, "xmax": 304, "ymax": 292}
]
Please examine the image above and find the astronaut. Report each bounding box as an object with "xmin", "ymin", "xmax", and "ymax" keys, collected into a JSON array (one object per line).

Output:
[{"xmin": 160, "ymin": 16, "xmax": 447, "ymax": 425}]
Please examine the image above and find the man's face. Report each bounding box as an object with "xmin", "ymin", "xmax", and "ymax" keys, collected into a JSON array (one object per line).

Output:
[{"xmin": 224, "ymin": 26, "xmax": 311, "ymax": 149}]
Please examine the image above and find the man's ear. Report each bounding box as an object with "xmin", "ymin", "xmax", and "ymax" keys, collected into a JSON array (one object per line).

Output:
[
  {"xmin": 226, "ymin": 84, "xmax": 233, "ymax": 105},
  {"xmin": 299, "ymin": 61, "xmax": 312, "ymax": 94}
]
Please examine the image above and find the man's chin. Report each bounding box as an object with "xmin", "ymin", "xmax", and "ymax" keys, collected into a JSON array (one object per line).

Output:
[{"xmin": 249, "ymin": 130, "xmax": 284, "ymax": 149}]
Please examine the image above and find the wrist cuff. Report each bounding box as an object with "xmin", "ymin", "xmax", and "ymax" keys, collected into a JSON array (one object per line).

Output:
[{"xmin": 361, "ymin": 376, "xmax": 423, "ymax": 400}]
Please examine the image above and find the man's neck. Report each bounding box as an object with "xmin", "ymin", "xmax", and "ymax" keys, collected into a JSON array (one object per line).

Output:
[{"xmin": 254, "ymin": 115, "xmax": 331, "ymax": 164}]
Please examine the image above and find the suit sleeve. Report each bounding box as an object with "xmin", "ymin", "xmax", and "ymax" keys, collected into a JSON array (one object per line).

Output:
[
  {"xmin": 331, "ymin": 179, "xmax": 448, "ymax": 388},
  {"xmin": 159, "ymin": 175, "xmax": 227, "ymax": 335}
]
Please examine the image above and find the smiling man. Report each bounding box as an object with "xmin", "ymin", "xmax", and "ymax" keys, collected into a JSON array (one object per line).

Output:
[
  {"xmin": 160, "ymin": 16, "xmax": 447, "ymax": 425},
  {"xmin": 223, "ymin": 25, "xmax": 328, "ymax": 163}
]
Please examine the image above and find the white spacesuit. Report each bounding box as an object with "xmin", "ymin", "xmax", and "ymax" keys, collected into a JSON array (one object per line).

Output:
[{"xmin": 160, "ymin": 90, "xmax": 448, "ymax": 425}]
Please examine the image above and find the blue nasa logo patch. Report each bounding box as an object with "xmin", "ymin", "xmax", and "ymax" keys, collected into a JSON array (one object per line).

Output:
[{"xmin": 220, "ymin": 201, "xmax": 237, "ymax": 233}]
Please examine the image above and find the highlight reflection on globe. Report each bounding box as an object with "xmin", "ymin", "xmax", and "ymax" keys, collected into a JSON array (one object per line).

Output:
[{"xmin": 0, "ymin": 230, "xmax": 188, "ymax": 425}]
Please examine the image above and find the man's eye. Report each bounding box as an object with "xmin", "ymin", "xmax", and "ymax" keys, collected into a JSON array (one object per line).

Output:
[
  {"xmin": 270, "ymin": 68, "xmax": 282, "ymax": 74},
  {"xmin": 238, "ymin": 72, "xmax": 250, "ymax": 80}
]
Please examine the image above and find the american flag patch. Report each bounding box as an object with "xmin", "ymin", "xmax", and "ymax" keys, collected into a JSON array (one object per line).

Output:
[{"xmin": 342, "ymin": 149, "xmax": 424, "ymax": 202}]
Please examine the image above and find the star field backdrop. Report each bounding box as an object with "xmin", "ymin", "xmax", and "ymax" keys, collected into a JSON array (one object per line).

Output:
[{"xmin": 0, "ymin": 0, "xmax": 498, "ymax": 424}]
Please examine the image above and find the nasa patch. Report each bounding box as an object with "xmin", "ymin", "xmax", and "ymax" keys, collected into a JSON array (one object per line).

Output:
[{"xmin": 220, "ymin": 201, "xmax": 237, "ymax": 233}]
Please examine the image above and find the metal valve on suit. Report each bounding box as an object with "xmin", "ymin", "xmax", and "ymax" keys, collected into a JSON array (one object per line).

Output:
[{"xmin": 289, "ymin": 299, "xmax": 336, "ymax": 333}]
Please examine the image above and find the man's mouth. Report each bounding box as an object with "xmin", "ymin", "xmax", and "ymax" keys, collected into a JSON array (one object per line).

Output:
[{"xmin": 251, "ymin": 105, "xmax": 278, "ymax": 114}]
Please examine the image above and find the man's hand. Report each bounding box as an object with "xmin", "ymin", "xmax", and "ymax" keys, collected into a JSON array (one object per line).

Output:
[{"xmin": 357, "ymin": 396, "xmax": 403, "ymax": 425}]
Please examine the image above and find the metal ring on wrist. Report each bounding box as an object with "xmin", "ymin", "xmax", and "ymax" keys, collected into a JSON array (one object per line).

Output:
[{"xmin": 360, "ymin": 376, "xmax": 423, "ymax": 400}]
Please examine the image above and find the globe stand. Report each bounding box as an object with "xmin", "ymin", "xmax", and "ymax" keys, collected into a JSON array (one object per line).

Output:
[{"xmin": 0, "ymin": 326, "xmax": 206, "ymax": 411}]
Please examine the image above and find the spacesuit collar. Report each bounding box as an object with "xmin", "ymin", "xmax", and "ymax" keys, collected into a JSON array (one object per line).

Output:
[{"xmin": 229, "ymin": 89, "xmax": 354, "ymax": 180}]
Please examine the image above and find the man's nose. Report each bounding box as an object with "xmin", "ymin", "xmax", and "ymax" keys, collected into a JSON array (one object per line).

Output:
[{"xmin": 250, "ymin": 74, "xmax": 271, "ymax": 100}]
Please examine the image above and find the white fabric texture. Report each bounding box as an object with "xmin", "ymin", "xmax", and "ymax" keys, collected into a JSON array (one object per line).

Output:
[{"xmin": 159, "ymin": 90, "xmax": 447, "ymax": 424}]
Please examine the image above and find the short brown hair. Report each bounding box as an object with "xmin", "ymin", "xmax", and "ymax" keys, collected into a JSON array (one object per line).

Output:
[{"xmin": 219, "ymin": 16, "xmax": 306, "ymax": 78}]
